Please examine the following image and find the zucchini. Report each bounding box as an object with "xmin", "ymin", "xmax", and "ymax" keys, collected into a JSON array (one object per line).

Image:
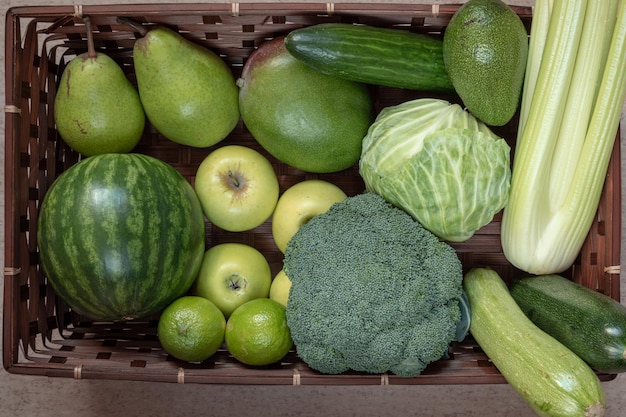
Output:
[
  {"xmin": 511, "ymin": 274, "xmax": 626, "ymax": 374},
  {"xmin": 284, "ymin": 23, "xmax": 455, "ymax": 93},
  {"xmin": 464, "ymin": 268, "xmax": 606, "ymax": 417}
]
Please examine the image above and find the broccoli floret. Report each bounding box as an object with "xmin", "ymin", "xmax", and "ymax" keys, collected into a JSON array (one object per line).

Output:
[{"xmin": 284, "ymin": 192, "xmax": 462, "ymax": 377}]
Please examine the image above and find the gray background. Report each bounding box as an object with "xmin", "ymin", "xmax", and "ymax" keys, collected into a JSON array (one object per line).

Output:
[{"xmin": 2, "ymin": 0, "xmax": 625, "ymax": 416}]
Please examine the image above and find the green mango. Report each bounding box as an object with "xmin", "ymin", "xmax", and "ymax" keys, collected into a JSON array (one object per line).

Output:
[
  {"xmin": 238, "ymin": 37, "xmax": 373, "ymax": 173},
  {"xmin": 131, "ymin": 26, "xmax": 240, "ymax": 148}
]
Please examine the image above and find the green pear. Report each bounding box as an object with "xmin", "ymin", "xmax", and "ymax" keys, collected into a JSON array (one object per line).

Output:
[
  {"xmin": 125, "ymin": 20, "xmax": 239, "ymax": 148},
  {"xmin": 54, "ymin": 16, "xmax": 145, "ymax": 156}
]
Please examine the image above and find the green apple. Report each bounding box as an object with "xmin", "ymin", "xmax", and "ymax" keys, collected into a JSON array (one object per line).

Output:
[
  {"xmin": 269, "ymin": 269, "xmax": 292, "ymax": 307},
  {"xmin": 194, "ymin": 145, "xmax": 279, "ymax": 232},
  {"xmin": 272, "ymin": 179, "xmax": 347, "ymax": 253},
  {"xmin": 195, "ymin": 243, "xmax": 272, "ymax": 318}
]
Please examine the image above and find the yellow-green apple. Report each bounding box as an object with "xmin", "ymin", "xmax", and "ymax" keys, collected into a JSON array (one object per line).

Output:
[
  {"xmin": 194, "ymin": 145, "xmax": 279, "ymax": 232},
  {"xmin": 194, "ymin": 243, "xmax": 272, "ymax": 317},
  {"xmin": 272, "ymin": 179, "xmax": 347, "ymax": 253},
  {"xmin": 269, "ymin": 269, "xmax": 291, "ymax": 307}
]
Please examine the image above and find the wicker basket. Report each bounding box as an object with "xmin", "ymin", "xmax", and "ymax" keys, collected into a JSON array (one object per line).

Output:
[{"xmin": 3, "ymin": 2, "xmax": 621, "ymax": 385}]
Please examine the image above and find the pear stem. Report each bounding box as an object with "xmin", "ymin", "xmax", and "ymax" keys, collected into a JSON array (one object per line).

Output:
[
  {"xmin": 116, "ymin": 16, "xmax": 149, "ymax": 37},
  {"xmin": 84, "ymin": 16, "xmax": 97, "ymax": 59}
]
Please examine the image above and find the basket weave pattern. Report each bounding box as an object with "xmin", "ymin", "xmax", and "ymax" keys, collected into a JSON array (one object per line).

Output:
[{"xmin": 3, "ymin": 3, "xmax": 621, "ymax": 384}]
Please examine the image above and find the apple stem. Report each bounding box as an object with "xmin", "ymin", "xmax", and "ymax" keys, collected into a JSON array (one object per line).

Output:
[{"xmin": 84, "ymin": 16, "xmax": 97, "ymax": 59}]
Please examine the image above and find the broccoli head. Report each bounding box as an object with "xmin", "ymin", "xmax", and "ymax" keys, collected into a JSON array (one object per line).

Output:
[{"xmin": 284, "ymin": 192, "xmax": 463, "ymax": 377}]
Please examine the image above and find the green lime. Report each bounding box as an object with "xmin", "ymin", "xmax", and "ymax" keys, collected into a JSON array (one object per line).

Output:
[
  {"xmin": 157, "ymin": 296, "xmax": 226, "ymax": 362},
  {"xmin": 225, "ymin": 298, "xmax": 293, "ymax": 366}
]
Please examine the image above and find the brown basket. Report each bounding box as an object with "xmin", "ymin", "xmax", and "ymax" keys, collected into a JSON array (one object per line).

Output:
[{"xmin": 3, "ymin": 2, "xmax": 621, "ymax": 385}]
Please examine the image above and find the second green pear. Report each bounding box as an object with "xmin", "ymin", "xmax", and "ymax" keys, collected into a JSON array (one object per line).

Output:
[{"xmin": 132, "ymin": 27, "xmax": 240, "ymax": 148}]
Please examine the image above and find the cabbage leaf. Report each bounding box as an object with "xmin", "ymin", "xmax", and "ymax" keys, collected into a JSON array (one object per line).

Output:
[{"xmin": 359, "ymin": 98, "xmax": 511, "ymax": 242}]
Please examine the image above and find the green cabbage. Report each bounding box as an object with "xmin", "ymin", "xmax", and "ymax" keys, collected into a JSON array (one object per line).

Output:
[{"xmin": 359, "ymin": 98, "xmax": 511, "ymax": 242}]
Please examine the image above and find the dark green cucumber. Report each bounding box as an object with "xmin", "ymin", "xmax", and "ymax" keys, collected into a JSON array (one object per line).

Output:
[
  {"xmin": 511, "ymin": 274, "xmax": 626, "ymax": 374},
  {"xmin": 284, "ymin": 23, "xmax": 455, "ymax": 93}
]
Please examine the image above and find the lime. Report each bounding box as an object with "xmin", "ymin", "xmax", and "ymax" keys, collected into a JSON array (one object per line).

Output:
[
  {"xmin": 225, "ymin": 298, "xmax": 293, "ymax": 366},
  {"xmin": 157, "ymin": 296, "xmax": 226, "ymax": 362}
]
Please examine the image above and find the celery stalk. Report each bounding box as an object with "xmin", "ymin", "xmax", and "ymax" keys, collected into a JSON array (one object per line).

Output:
[
  {"xmin": 501, "ymin": 0, "xmax": 588, "ymax": 272},
  {"xmin": 559, "ymin": 0, "xmax": 626, "ymax": 257},
  {"xmin": 517, "ymin": 0, "xmax": 553, "ymax": 137},
  {"xmin": 549, "ymin": 0, "xmax": 618, "ymax": 210},
  {"xmin": 501, "ymin": 0, "xmax": 626, "ymax": 274}
]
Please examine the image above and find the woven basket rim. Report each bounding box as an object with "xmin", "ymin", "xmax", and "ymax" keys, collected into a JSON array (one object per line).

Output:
[{"xmin": 2, "ymin": 2, "xmax": 619, "ymax": 386}]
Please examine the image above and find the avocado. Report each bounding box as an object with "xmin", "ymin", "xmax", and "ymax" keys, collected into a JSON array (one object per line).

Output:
[{"xmin": 443, "ymin": 0, "xmax": 528, "ymax": 126}]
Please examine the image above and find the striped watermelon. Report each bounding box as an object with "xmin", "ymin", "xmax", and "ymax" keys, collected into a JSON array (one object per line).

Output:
[{"xmin": 38, "ymin": 153, "xmax": 206, "ymax": 322}]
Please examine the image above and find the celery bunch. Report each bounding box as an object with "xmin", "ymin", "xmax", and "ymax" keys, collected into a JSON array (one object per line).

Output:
[{"xmin": 501, "ymin": 0, "xmax": 626, "ymax": 274}]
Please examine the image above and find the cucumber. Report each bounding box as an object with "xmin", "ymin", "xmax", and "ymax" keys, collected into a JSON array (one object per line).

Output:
[
  {"xmin": 284, "ymin": 23, "xmax": 455, "ymax": 93},
  {"xmin": 464, "ymin": 268, "xmax": 606, "ymax": 417},
  {"xmin": 511, "ymin": 274, "xmax": 626, "ymax": 374}
]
